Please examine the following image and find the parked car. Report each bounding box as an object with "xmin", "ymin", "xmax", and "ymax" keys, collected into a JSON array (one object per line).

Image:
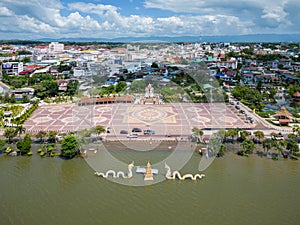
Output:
[
  {"xmin": 56, "ymin": 132, "xmax": 67, "ymax": 142},
  {"xmin": 144, "ymin": 129, "xmax": 155, "ymax": 135},
  {"xmin": 120, "ymin": 130, "xmax": 128, "ymax": 134},
  {"xmin": 127, "ymin": 133, "xmax": 138, "ymax": 138},
  {"xmin": 132, "ymin": 128, "xmax": 142, "ymax": 133}
]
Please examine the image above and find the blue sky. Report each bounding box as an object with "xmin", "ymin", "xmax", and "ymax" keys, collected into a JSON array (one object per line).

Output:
[{"xmin": 0, "ymin": 0, "xmax": 300, "ymax": 40}]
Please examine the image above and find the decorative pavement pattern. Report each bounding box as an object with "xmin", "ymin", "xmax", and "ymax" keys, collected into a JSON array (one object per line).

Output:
[{"xmin": 24, "ymin": 103, "xmax": 254, "ymax": 135}]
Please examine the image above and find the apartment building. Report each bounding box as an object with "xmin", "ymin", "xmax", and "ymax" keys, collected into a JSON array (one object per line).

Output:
[{"xmin": 1, "ymin": 62, "xmax": 23, "ymax": 75}]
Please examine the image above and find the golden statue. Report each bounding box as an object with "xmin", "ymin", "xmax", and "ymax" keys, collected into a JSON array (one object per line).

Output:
[{"xmin": 144, "ymin": 160, "xmax": 153, "ymax": 181}]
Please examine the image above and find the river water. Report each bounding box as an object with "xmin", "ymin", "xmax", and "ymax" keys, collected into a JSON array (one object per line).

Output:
[{"xmin": 0, "ymin": 149, "xmax": 300, "ymax": 225}]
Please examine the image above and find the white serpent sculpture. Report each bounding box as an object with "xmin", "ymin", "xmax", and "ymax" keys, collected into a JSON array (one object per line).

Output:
[
  {"xmin": 95, "ymin": 161, "xmax": 134, "ymax": 179},
  {"xmin": 165, "ymin": 162, "xmax": 205, "ymax": 180}
]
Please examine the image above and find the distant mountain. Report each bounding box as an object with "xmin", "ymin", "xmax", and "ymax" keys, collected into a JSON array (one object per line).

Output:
[{"xmin": 37, "ymin": 34, "xmax": 300, "ymax": 43}]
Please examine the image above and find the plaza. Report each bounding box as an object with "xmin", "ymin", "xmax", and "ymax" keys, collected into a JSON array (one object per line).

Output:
[{"xmin": 24, "ymin": 102, "xmax": 253, "ymax": 137}]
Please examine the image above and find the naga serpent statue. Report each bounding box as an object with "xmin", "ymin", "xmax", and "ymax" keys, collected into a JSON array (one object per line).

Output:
[
  {"xmin": 95, "ymin": 161, "xmax": 134, "ymax": 179},
  {"xmin": 164, "ymin": 162, "xmax": 205, "ymax": 180}
]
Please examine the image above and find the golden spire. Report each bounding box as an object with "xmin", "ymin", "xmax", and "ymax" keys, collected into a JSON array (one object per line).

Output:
[{"xmin": 144, "ymin": 160, "xmax": 153, "ymax": 180}]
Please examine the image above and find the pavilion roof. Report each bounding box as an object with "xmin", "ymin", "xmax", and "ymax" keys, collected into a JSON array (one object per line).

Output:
[
  {"xmin": 275, "ymin": 106, "xmax": 292, "ymax": 118},
  {"xmin": 293, "ymin": 92, "xmax": 300, "ymax": 98}
]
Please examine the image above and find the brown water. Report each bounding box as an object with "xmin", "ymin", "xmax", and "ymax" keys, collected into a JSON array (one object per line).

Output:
[{"xmin": 0, "ymin": 150, "xmax": 300, "ymax": 225}]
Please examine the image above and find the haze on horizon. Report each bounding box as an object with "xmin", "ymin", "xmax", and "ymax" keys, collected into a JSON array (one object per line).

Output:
[{"xmin": 0, "ymin": 0, "xmax": 300, "ymax": 40}]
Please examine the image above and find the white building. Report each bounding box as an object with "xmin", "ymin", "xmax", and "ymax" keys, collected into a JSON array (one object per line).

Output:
[
  {"xmin": 73, "ymin": 67, "xmax": 86, "ymax": 77},
  {"xmin": 1, "ymin": 62, "xmax": 23, "ymax": 75},
  {"xmin": 49, "ymin": 42, "xmax": 64, "ymax": 53}
]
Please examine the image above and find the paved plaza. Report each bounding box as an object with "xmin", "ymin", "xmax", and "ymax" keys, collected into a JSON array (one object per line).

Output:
[{"xmin": 24, "ymin": 103, "xmax": 254, "ymax": 136}]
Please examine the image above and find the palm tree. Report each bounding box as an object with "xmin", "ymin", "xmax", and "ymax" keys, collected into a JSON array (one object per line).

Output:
[
  {"xmin": 239, "ymin": 130, "xmax": 250, "ymax": 142},
  {"xmin": 36, "ymin": 131, "xmax": 47, "ymax": 143},
  {"xmin": 226, "ymin": 129, "xmax": 238, "ymax": 143},
  {"xmin": 241, "ymin": 139, "xmax": 255, "ymax": 153},
  {"xmin": 270, "ymin": 132, "xmax": 279, "ymax": 139},
  {"xmin": 217, "ymin": 144, "xmax": 226, "ymax": 157},
  {"xmin": 216, "ymin": 129, "xmax": 226, "ymax": 142},
  {"xmin": 262, "ymin": 138, "xmax": 273, "ymax": 153},
  {"xmin": 254, "ymin": 130, "xmax": 264, "ymax": 143},
  {"xmin": 4, "ymin": 127, "xmax": 17, "ymax": 143},
  {"xmin": 47, "ymin": 131, "xmax": 58, "ymax": 143},
  {"xmin": 192, "ymin": 127, "xmax": 204, "ymax": 143},
  {"xmin": 274, "ymin": 140, "xmax": 287, "ymax": 156},
  {"xmin": 15, "ymin": 125, "xmax": 26, "ymax": 137}
]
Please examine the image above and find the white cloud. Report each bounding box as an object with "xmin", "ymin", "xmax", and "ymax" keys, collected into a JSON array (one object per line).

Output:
[
  {"xmin": 144, "ymin": 0, "xmax": 299, "ymax": 30},
  {"xmin": 0, "ymin": 6, "xmax": 13, "ymax": 16},
  {"xmin": 68, "ymin": 2, "xmax": 118, "ymax": 16},
  {"xmin": 0, "ymin": 0, "xmax": 299, "ymax": 39}
]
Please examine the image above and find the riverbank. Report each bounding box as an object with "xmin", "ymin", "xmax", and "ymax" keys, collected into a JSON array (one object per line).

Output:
[{"xmin": 2, "ymin": 140, "xmax": 297, "ymax": 162}]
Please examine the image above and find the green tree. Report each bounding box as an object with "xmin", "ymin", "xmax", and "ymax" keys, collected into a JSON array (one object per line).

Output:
[
  {"xmin": 36, "ymin": 131, "xmax": 47, "ymax": 143},
  {"xmin": 208, "ymin": 137, "xmax": 222, "ymax": 156},
  {"xmin": 95, "ymin": 125, "xmax": 106, "ymax": 136},
  {"xmin": 61, "ymin": 135, "xmax": 79, "ymax": 158},
  {"xmin": 217, "ymin": 144, "xmax": 226, "ymax": 157},
  {"xmin": 286, "ymin": 140, "xmax": 299, "ymax": 153},
  {"xmin": 15, "ymin": 125, "xmax": 26, "ymax": 137},
  {"xmin": 115, "ymin": 81, "xmax": 127, "ymax": 93},
  {"xmin": 231, "ymin": 85, "xmax": 262, "ymax": 109},
  {"xmin": 151, "ymin": 62, "xmax": 159, "ymax": 68},
  {"xmin": 256, "ymin": 80, "xmax": 263, "ymax": 92},
  {"xmin": 33, "ymin": 84, "xmax": 46, "ymax": 99},
  {"xmin": 10, "ymin": 94, "xmax": 16, "ymax": 103},
  {"xmin": 22, "ymin": 94, "xmax": 30, "ymax": 103},
  {"xmin": 4, "ymin": 127, "xmax": 17, "ymax": 143},
  {"xmin": 47, "ymin": 131, "xmax": 58, "ymax": 143},
  {"xmin": 57, "ymin": 63, "xmax": 71, "ymax": 73},
  {"xmin": 262, "ymin": 138, "xmax": 273, "ymax": 153},
  {"xmin": 4, "ymin": 92, "xmax": 10, "ymax": 103},
  {"xmin": 42, "ymin": 80, "xmax": 58, "ymax": 97},
  {"xmin": 226, "ymin": 129, "xmax": 238, "ymax": 142},
  {"xmin": 66, "ymin": 80, "xmax": 79, "ymax": 96},
  {"xmin": 254, "ymin": 130, "xmax": 264, "ymax": 143},
  {"xmin": 192, "ymin": 127, "xmax": 204, "ymax": 143},
  {"xmin": 241, "ymin": 139, "xmax": 255, "ymax": 153},
  {"xmin": 239, "ymin": 130, "xmax": 249, "ymax": 142},
  {"xmin": 130, "ymin": 80, "xmax": 147, "ymax": 93},
  {"xmin": 16, "ymin": 134, "xmax": 32, "ymax": 154},
  {"xmin": 287, "ymin": 133, "xmax": 297, "ymax": 140},
  {"xmin": 292, "ymin": 125, "xmax": 300, "ymax": 137},
  {"xmin": 272, "ymin": 140, "xmax": 287, "ymax": 155},
  {"xmin": 22, "ymin": 56, "xmax": 31, "ymax": 64},
  {"xmin": 216, "ymin": 129, "xmax": 226, "ymax": 142}
]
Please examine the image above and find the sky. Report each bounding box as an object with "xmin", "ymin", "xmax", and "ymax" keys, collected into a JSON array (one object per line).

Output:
[{"xmin": 0, "ymin": 0, "xmax": 300, "ymax": 40}]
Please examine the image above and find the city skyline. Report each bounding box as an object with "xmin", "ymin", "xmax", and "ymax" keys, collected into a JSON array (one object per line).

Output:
[{"xmin": 0, "ymin": 0, "xmax": 300, "ymax": 40}]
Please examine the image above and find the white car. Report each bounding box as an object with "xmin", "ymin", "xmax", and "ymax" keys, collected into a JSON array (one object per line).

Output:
[{"xmin": 127, "ymin": 133, "xmax": 138, "ymax": 138}]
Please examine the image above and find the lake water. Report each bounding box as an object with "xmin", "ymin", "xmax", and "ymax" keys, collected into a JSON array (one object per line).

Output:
[{"xmin": 1, "ymin": 149, "xmax": 300, "ymax": 225}]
